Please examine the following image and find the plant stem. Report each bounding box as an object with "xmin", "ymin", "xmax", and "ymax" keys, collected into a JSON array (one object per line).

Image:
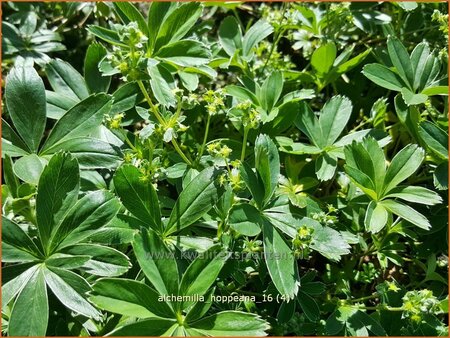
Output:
[
  {"xmin": 198, "ymin": 113, "xmax": 212, "ymax": 160},
  {"xmin": 137, "ymin": 80, "xmax": 166, "ymax": 126},
  {"xmin": 241, "ymin": 126, "xmax": 250, "ymax": 162},
  {"xmin": 348, "ymin": 293, "xmax": 379, "ymax": 303},
  {"xmin": 172, "ymin": 138, "xmax": 192, "ymax": 166},
  {"xmin": 138, "ymin": 80, "xmax": 192, "ymax": 166}
]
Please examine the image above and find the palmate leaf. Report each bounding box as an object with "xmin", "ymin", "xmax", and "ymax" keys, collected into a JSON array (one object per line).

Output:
[
  {"xmin": 165, "ymin": 166, "xmax": 224, "ymax": 235},
  {"xmin": 262, "ymin": 218, "xmax": 300, "ymax": 300},
  {"xmin": 179, "ymin": 245, "xmax": 231, "ymax": 309},
  {"xmin": 133, "ymin": 228, "xmax": 179, "ymax": 296},
  {"xmin": 90, "ymin": 278, "xmax": 174, "ymax": 318},
  {"xmin": 255, "ymin": 134, "xmax": 280, "ymax": 205},
  {"xmin": 8, "ymin": 267, "xmax": 48, "ymax": 336},
  {"xmin": 218, "ymin": 16, "xmax": 242, "ymax": 57},
  {"xmin": 5, "ymin": 65, "xmax": 46, "ymax": 153},
  {"xmin": 114, "ymin": 164, "xmax": 162, "ymax": 232},
  {"xmin": 189, "ymin": 311, "xmax": 270, "ymax": 336},
  {"xmin": 36, "ymin": 152, "xmax": 80, "ymax": 252}
]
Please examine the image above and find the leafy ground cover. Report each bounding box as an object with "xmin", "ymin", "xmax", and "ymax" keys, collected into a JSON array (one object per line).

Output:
[{"xmin": 1, "ymin": 1, "xmax": 449, "ymax": 336}]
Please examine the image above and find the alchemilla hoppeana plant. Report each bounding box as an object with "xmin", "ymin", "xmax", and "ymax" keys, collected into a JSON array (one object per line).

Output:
[{"xmin": 1, "ymin": 1, "xmax": 448, "ymax": 337}]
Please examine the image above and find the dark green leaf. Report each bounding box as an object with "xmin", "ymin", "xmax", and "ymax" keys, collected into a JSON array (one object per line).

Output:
[
  {"xmin": 133, "ymin": 228, "xmax": 179, "ymax": 296},
  {"xmin": 114, "ymin": 164, "xmax": 162, "ymax": 232},
  {"xmin": 5, "ymin": 65, "xmax": 46, "ymax": 152},
  {"xmin": 218, "ymin": 16, "xmax": 242, "ymax": 57},
  {"xmin": 190, "ymin": 311, "xmax": 269, "ymax": 336},
  {"xmin": 46, "ymin": 59, "xmax": 89, "ymax": 101},
  {"xmin": 8, "ymin": 267, "xmax": 48, "ymax": 336},
  {"xmin": 166, "ymin": 167, "xmax": 224, "ymax": 235},
  {"xmin": 228, "ymin": 203, "xmax": 262, "ymax": 236},
  {"xmin": 90, "ymin": 278, "xmax": 174, "ymax": 318},
  {"xmin": 84, "ymin": 43, "xmax": 110, "ymax": 93},
  {"xmin": 41, "ymin": 94, "xmax": 112, "ymax": 151},
  {"xmin": 36, "ymin": 152, "xmax": 79, "ymax": 251},
  {"xmin": 262, "ymin": 219, "xmax": 300, "ymax": 300}
]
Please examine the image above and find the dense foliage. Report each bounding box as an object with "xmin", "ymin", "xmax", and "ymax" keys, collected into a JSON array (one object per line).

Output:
[{"xmin": 1, "ymin": 1, "xmax": 449, "ymax": 336}]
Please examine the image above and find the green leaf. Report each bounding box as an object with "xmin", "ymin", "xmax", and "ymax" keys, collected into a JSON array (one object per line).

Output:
[
  {"xmin": 5, "ymin": 65, "xmax": 46, "ymax": 152},
  {"xmin": 344, "ymin": 165, "xmax": 378, "ymax": 200},
  {"xmin": 218, "ymin": 16, "xmax": 242, "ymax": 57},
  {"xmin": 344, "ymin": 137, "xmax": 386, "ymax": 195},
  {"xmin": 84, "ymin": 43, "xmax": 111, "ymax": 93},
  {"xmin": 255, "ymin": 134, "xmax": 280, "ymax": 205},
  {"xmin": 3, "ymin": 155, "xmax": 20, "ymax": 198},
  {"xmin": 2, "ymin": 265, "xmax": 39, "ymax": 310},
  {"xmin": 380, "ymin": 199, "xmax": 431, "ymax": 230},
  {"xmin": 46, "ymin": 59, "xmax": 89, "ymax": 101},
  {"xmin": 311, "ymin": 42, "xmax": 336, "ymax": 74},
  {"xmin": 228, "ymin": 203, "xmax": 262, "ymax": 236},
  {"xmin": 319, "ymin": 96, "xmax": 353, "ymax": 146},
  {"xmin": 2, "ymin": 216, "xmax": 43, "ymax": 262},
  {"xmin": 262, "ymin": 219, "xmax": 300, "ymax": 300},
  {"xmin": 147, "ymin": 2, "xmax": 176, "ymax": 52},
  {"xmin": 45, "ymin": 253, "xmax": 90, "ymax": 269},
  {"xmin": 410, "ymin": 42, "xmax": 430, "ymax": 91},
  {"xmin": 133, "ymin": 228, "xmax": 179, "ymax": 296},
  {"xmin": 43, "ymin": 267, "xmax": 101, "ymax": 320},
  {"xmin": 362, "ymin": 63, "xmax": 405, "ymax": 91},
  {"xmin": 148, "ymin": 62, "xmax": 177, "ymax": 107},
  {"xmin": 154, "ymin": 2, "xmax": 202, "ymax": 51},
  {"xmin": 41, "ymin": 94, "xmax": 112, "ymax": 151},
  {"xmin": 387, "ymin": 36, "xmax": 414, "ymax": 89},
  {"xmin": 364, "ymin": 201, "xmax": 388, "ymax": 233},
  {"xmin": 90, "ymin": 278, "xmax": 174, "ymax": 318},
  {"xmin": 63, "ymin": 244, "xmax": 130, "ymax": 277},
  {"xmin": 2, "ymin": 118, "xmax": 30, "ymax": 156},
  {"xmin": 13, "ymin": 153, "xmax": 45, "ymax": 185},
  {"xmin": 335, "ymin": 48, "xmax": 371, "ymax": 74},
  {"xmin": 87, "ymin": 25, "xmax": 127, "ymax": 47},
  {"xmin": 239, "ymin": 162, "xmax": 265, "ymax": 208},
  {"xmin": 8, "ymin": 267, "xmax": 48, "ymax": 337},
  {"xmin": 315, "ymin": 152, "xmax": 337, "ymax": 181},
  {"xmin": 260, "ymin": 71, "xmax": 283, "ymax": 112},
  {"xmin": 46, "ymin": 90, "xmax": 78, "ymax": 119},
  {"xmin": 155, "ymin": 39, "xmax": 210, "ymax": 67},
  {"xmin": 434, "ymin": 162, "xmax": 448, "ymax": 190},
  {"xmin": 114, "ymin": 164, "xmax": 162, "ymax": 232},
  {"xmin": 298, "ymin": 291, "xmax": 320, "ymax": 322},
  {"xmin": 309, "ymin": 221, "xmax": 351, "ymax": 261},
  {"xmin": 421, "ymin": 85, "xmax": 449, "ymax": 96},
  {"xmin": 242, "ymin": 19, "xmax": 273, "ymax": 60},
  {"xmin": 295, "ymin": 102, "xmax": 323, "ymax": 148},
  {"xmin": 384, "ymin": 186, "xmax": 442, "ymax": 205},
  {"xmin": 225, "ymin": 85, "xmax": 260, "ymax": 105},
  {"xmin": 383, "ymin": 144, "xmax": 424, "ymax": 194},
  {"xmin": 51, "ymin": 190, "xmax": 121, "ymax": 251},
  {"xmin": 42, "ymin": 137, "xmax": 122, "ymax": 169},
  {"xmin": 114, "ymin": 2, "xmax": 149, "ymax": 37},
  {"xmin": 179, "ymin": 245, "xmax": 230, "ymax": 308},
  {"xmin": 166, "ymin": 167, "xmax": 224, "ymax": 235},
  {"xmin": 401, "ymin": 87, "xmax": 428, "ymax": 106},
  {"xmin": 190, "ymin": 311, "xmax": 269, "ymax": 336},
  {"xmin": 108, "ymin": 318, "xmax": 177, "ymax": 336},
  {"xmin": 418, "ymin": 121, "xmax": 448, "ymax": 160},
  {"xmin": 36, "ymin": 152, "xmax": 79, "ymax": 251}
]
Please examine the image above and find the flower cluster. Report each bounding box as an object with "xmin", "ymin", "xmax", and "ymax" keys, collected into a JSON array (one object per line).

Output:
[
  {"xmin": 203, "ymin": 89, "xmax": 225, "ymax": 116},
  {"xmin": 402, "ymin": 289, "xmax": 442, "ymax": 323},
  {"xmin": 292, "ymin": 225, "xmax": 314, "ymax": 259},
  {"xmin": 104, "ymin": 22, "xmax": 148, "ymax": 81}
]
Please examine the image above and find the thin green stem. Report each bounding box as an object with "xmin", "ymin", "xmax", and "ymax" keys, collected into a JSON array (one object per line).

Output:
[
  {"xmin": 138, "ymin": 80, "xmax": 192, "ymax": 166},
  {"xmin": 348, "ymin": 293, "xmax": 379, "ymax": 303},
  {"xmin": 241, "ymin": 126, "xmax": 250, "ymax": 162},
  {"xmin": 198, "ymin": 113, "xmax": 212, "ymax": 160},
  {"xmin": 137, "ymin": 80, "xmax": 166, "ymax": 126},
  {"xmin": 172, "ymin": 138, "xmax": 192, "ymax": 166}
]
